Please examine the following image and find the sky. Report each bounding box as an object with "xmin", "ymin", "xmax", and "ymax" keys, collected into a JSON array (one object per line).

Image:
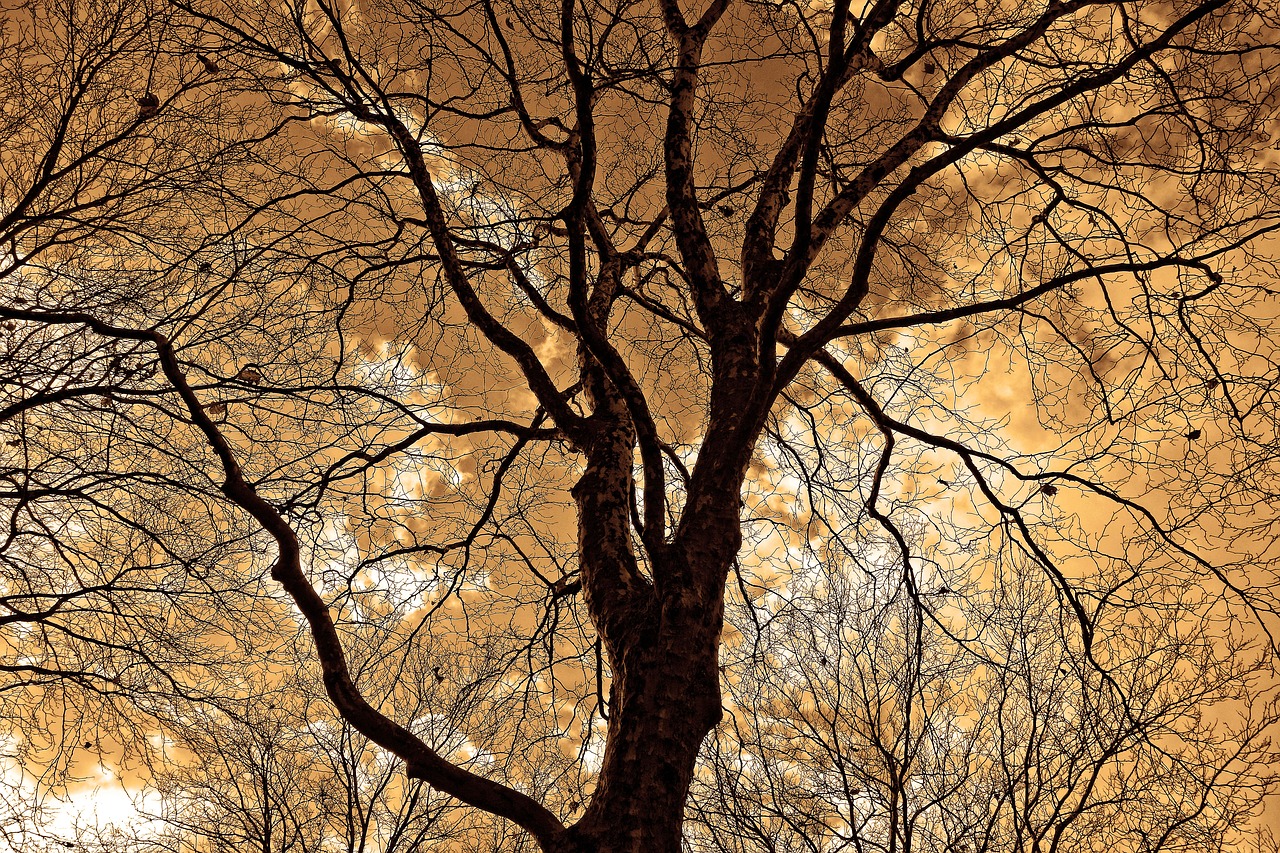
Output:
[{"xmin": 2, "ymin": 0, "xmax": 1280, "ymax": 849}]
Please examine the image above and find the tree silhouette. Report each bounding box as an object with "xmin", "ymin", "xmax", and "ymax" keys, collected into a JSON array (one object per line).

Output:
[
  {"xmin": 689, "ymin": 546, "xmax": 1279, "ymax": 852},
  {"xmin": 3, "ymin": 0, "xmax": 1280, "ymax": 850}
]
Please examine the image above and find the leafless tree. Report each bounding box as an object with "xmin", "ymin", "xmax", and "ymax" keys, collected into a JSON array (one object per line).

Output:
[
  {"xmin": 3, "ymin": 0, "xmax": 1280, "ymax": 850},
  {"xmin": 133, "ymin": 677, "xmax": 490, "ymax": 853},
  {"xmin": 688, "ymin": 542, "xmax": 1278, "ymax": 852}
]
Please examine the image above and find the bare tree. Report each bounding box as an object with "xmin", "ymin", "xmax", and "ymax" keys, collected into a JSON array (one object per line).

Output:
[
  {"xmin": 134, "ymin": 680, "xmax": 488, "ymax": 853},
  {"xmin": 3, "ymin": 0, "xmax": 1280, "ymax": 850},
  {"xmin": 688, "ymin": 542, "xmax": 1278, "ymax": 853}
]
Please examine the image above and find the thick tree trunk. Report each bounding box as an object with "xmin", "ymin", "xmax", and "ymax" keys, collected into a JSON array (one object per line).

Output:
[
  {"xmin": 554, "ymin": 599, "xmax": 723, "ymax": 852},
  {"xmin": 556, "ymin": 309, "xmax": 758, "ymax": 852},
  {"xmin": 561, "ymin": 401, "xmax": 731, "ymax": 851}
]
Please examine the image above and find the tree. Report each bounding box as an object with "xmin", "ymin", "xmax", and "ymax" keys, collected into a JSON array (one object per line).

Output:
[
  {"xmin": 3, "ymin": 0, "xmax": 1280, "ymax": 850},
  {"xmin": 133, "ymin": 671, "xmax": 495, "ymax": 853},
  {"xmin": 689, "ymin": 545, "xmax": 1279, "ymax": 853}
]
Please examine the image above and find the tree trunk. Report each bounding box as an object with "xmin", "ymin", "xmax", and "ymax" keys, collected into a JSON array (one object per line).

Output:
[
  {"xmin": 552, "ymin": 588, "xmax": 724, "ymax": 852},
  {"xmin": 563, "ymin": 406, "xmax": 730, "ymax": 852}
]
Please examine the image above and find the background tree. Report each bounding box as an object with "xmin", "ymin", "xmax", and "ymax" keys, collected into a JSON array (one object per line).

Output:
[
  {"xmin": 689, "ymin": 543, "xmax": 1279, "ymax": 852},
  {"xmin": 131, "ymin": 662, "xmax": 518, "ymax": 853},
  {"xmin": 3, "ymin": 0, "xmax": 1280, "ymax": 851}
]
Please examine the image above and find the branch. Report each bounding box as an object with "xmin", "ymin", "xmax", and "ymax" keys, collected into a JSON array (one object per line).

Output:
[
  {"xmin": 770, "ymin": 0, "xmax": 1230, "ymax": 400},
  {"xmin": 561, "ymin": 1, "xmax": 670, "ymax": 550},
  {"xmin": 661, "ymin": 0, "xmax": 734, "ymax": 327},
  {"xmin": 0, "ymin": 306, "xmax": 567, "ymax": 845}
]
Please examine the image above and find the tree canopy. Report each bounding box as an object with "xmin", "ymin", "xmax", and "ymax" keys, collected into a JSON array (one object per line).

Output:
[{"xmin": 2, "ymin": 0, "xmax": 1280, "ymax": 850}]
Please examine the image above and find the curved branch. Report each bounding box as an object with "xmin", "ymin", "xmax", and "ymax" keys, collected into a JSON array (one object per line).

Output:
[{"xmin": 1, "ymin": 306, "xmax": 567, "ymax": 845}]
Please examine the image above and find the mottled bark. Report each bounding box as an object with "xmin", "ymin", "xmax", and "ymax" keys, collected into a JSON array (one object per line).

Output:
[
  {"xmin": 552, "ymin": 588, "xmax": 724, "ymax": 852},
  {"xmin": 557, "ymin": 345, "xmax": 737, "ymax": 851}
]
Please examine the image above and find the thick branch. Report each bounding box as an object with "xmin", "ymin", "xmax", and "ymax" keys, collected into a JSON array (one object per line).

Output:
[
  {"xmin": 560, "ymin": 0, "xmax": 669, "ymax": 550},
  {"xmin": 770, "ymin": 0, "xmax": 1229, "ymax": 400},
  {"xmin": 0, "ymin": 307, "xmax": 567, "ymax": 845},
  {"xmin": 661, "ymin": 0, "xmax": 734, "ymax": 328}
]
